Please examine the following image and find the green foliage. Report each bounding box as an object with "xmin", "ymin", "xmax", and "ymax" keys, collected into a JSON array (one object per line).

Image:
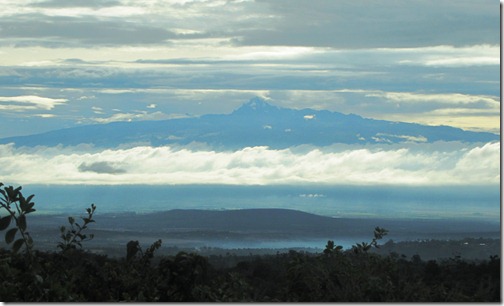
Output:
[
  {"xmin": 57, "ymin": 204, "xmax": 96, "ymax": 252},
  {"xmin": 0, "ymin": 183, "xmax": 36, "ymax": 255}
]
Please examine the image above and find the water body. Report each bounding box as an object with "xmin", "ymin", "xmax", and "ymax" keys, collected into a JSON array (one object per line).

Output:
[{"xmin": 22, "ymin": 184, "xmax": 499, "ymax": 222}]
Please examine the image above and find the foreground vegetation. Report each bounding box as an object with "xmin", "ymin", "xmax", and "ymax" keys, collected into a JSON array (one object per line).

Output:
[{"xmin": 0, "ymin": 183, "xmax": 500, "ymax": 302}]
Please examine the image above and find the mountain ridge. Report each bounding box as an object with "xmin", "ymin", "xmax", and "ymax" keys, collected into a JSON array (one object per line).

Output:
[
  {"xmin": 0, "ymin": 97, "xmax": 498, "ymax": 149},
  {"xmin": 86, "ymin": 208, "xmax": 501, "ymax": 240}
]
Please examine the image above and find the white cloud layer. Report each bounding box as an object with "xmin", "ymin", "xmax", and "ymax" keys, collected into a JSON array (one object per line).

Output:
[{"xmin": 0, "ymin": 142, "xmax": 498, "ymax": 186}]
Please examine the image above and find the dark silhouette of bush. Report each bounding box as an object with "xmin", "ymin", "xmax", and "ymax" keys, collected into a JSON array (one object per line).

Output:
[
  {"xmin": 58, "ymin": 204, "xmax": 96, "ymax": 252},
  {"xmin": 0, "ymin": 183, "xmax": 36, "ymax": 255}
]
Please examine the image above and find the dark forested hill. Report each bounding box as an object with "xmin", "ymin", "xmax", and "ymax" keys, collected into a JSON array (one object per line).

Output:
[{"xmin": 92, "ymin": 208, "xmax": 499, "ymax": 235}]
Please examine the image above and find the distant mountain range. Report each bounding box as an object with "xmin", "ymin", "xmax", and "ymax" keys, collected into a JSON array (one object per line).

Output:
[
  {"xmin": 31, "ymin": 208, "xmax": 500, "ymax": 243},
  {"xmin": 92, "ymin": 208, "xmax": 500, "ymax": 237},
  {"xmin": 1, "ymin": 97, "xmax": 498, "ymax": 149}
]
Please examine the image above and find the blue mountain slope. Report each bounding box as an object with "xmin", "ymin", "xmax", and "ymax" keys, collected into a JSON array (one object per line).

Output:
[{"xmin": 0, "ymin": 97, "xmax": 498, "ymax": 149}]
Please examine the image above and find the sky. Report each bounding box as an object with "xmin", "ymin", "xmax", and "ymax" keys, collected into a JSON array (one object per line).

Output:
[{"xmin": 0, "ymin": 0, "xmax": 500, "ymax": 186}]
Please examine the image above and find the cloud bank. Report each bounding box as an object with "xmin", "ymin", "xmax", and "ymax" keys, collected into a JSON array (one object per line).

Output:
[{"xmin": 0, "ymin": 142, "xmax": 498, "ymax": 186}]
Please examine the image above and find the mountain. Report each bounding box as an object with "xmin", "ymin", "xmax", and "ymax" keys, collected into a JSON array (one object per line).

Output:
[
  {"xmin": 31, "ymin": 208, "xmax": 500, "ymax": 241},
  {"xmin": 93, "ymin": 208, "xmax": 499, "ymax": 237},
  {"xmin": 0, "ymin": 97, "xmax": 498, "ymax": 149}
]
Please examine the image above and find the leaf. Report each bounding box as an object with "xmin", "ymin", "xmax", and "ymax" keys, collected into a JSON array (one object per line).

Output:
[
  {"xmin": 6, "ymin": 186, "xmax": 21, "ymax": 202},
  {"xmin": 12, "ymin": 239, "xmax": 24, "ymax": 253},
  {"xmin": 0, "ymin": 215, "xmax": 12, "ymax": 230},
  {"xmin": 4, "ymin": 186, "xmax": 13, "ymax": 201},
  {"xmin": 325, "ymin": 240, "xmax": 335, "ymax": 250},
  {"xmin": 68, "ymin": 217, "xmax": 75, "ymax": 225},
  {"xmin": 18, "ymin": 214, "xmax": 26, "ymax": 232},
  {"xmin": 19, "ymin": 198, "xmax": 27, "ymax": 211},
  {"xmin": 25, "ymin": 194, "xmax": 34, "ymax": 205},
  {"xmin": 5, "ymin": 228, "xmax": 17, "ymax": 244}
]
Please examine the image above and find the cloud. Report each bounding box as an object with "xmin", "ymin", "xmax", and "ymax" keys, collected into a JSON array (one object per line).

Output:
[
  {"xmin": 0, "ymin": 1, "xmax": 498, "ymax": 139},
  {"xmin": 366, "ymin": 92, "xmax": 499, "ymax": 108},
  {"xmin": 32, "ymin": 114, "xmax": 56, "ymax": 118},
  {"xmin": 0, "ymin": 18, "xmax": 177, "ymax": 46},
  {"xmin": 91, "ymin": 106, "xmax": 104, "ymax": 114},
  {"xmin": 0, "ymin": 0, "xmax": 497, "ymax": 49},
  {"xmin": 0, "ymin": 142, "xmax": 498, "ymax": 186},
  {"xmin": 78, "ymin": 161, "xmax": 126, "ymax": 174},
  {"xmin": 453, "ymin": 142, "xmax": 500, "ymax": 182},
  {"xmin": 226, "ymin": 46, "xmax": 320, "ymax": 61},
  {"xmin": 89, "ymin": 111, "xmax": 190, "ymax": 123},
  {"xmin": 0, "ymin": 95, "xmax": 67, "ymax": 111},
  {"xmin": 236, "ymin": 0, "xmax": 498, "ymax": 48},
  {"xmin": 396, "ymin": 44, "xmax": 499, "ymax": 67},
  {"xmin": 33, "ymin": 0, "xmax": 122, "ymax": 8},
  {"xmin": 375, "ymin": 133, "xmax": 428, "ymax": 143}
]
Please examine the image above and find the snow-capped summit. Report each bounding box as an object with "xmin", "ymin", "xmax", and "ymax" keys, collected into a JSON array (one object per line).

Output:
[{"xmin": 232, "ymin": 97, "xmax": 281, "ymax": 115}]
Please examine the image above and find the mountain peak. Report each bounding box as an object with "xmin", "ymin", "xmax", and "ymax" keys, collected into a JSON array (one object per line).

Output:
[
  {"xmin": 0, "ymin": 97, "xmax": 498, "ymax": 149},
  {"xmin": 233, "ymin": 97, "xmax": 280, "ymax": 114}
]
